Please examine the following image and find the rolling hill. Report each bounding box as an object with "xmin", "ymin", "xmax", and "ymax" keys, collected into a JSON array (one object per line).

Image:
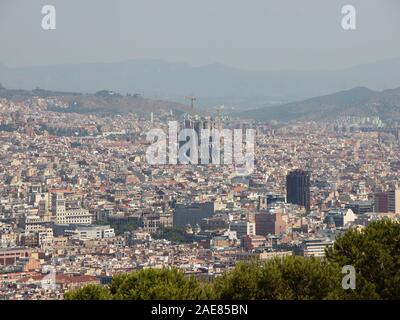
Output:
[
  {"xmin": 239, "ymin": 86, "xmax": 400, "ymax": 122},
  {"xmin": 0, "ymin": 85, "xmax": 190, "ymax": 116}
]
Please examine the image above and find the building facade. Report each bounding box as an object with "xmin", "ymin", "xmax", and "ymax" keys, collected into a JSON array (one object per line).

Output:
[{"xmin": 286, "ymin": 170, "xmax": 311, "ymax": 212}]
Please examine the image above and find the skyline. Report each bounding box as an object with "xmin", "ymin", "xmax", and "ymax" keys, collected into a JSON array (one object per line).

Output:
[{"xmin": 1, "ymin": 1, "xmax": 400, "ymax": 305}]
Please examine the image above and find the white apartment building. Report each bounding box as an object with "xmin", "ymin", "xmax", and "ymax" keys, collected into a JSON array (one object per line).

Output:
[
  {"xmin": 301, "ymin": 238, "xmax": 334, "ymax": 258},
  {"xmin": 52, "ymin": 192, "xmax": 92, "ymax": 225},
  {"xmin": 38, "ymin": 228, "xmax": 54, "ymax": 247},
  {"xmin": 73, "ymin": 225, "xmax": 115, "ymax": 241},
  {"xmin": 229, "ymin": 220, "xmax": 256, "ymax": 239}
]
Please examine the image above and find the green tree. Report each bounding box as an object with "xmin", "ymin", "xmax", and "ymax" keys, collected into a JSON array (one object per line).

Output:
[
  {"xmin": 65, "ymin": 268, "xmax": 212, "ymax": 300},
  {"xmin": 154, "ymin": 226, "xmax": 193, "ymax": 243},
  {"xmin": 64, "ymin": 284, "xmax": 112, "ymax": 300},
  {"xmin": 109, "ymin": 268, "xmax": 211, "ymax": 300},
  {"xmin": 111, "ymin": 220, "xmax": 139, "ymax": 235},
  {"xmin": 326, "ymin": 220, "xmax": 400, "ymax": 299},
  {"xmin": 213, "ymin": 257, "xmax": 344, "ymax": 300}
]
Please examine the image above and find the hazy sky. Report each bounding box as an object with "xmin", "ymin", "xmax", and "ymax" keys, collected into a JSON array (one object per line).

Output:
[{"xmin": 1, "ymin": 0, "xmax": 400, "ymax": 70}]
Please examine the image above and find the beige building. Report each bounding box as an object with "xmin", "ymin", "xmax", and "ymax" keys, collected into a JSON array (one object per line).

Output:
[{"xmin": 52, "ymin": 192, "xmax": 92, "ymax": 225}]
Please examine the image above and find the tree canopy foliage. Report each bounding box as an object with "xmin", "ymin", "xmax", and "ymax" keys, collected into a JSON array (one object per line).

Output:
[
  {"xmin": 154, "ymin": 226, "xmax": 193, "ymax": 244},
  {"xmin": 326, "ymin": 219, "xmax": 400, "ymax": 299},
  {"xmin": 65, "ymin": 268, "xmax": 210, "ymax": 300}
]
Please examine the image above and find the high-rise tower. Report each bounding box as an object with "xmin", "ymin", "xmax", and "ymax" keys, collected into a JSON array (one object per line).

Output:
[{"xmin": 286, "ymin": 170, "xmax": 311, "ymax": 212}]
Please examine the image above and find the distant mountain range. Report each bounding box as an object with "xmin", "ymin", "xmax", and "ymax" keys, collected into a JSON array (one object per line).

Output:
[
  {"xmin": 0, "ymin": 85, "xmax": 189, "ymax": 116},
  {"xmin": 2, "ymin": 83, "xmax": 400, "ymax": 122},
  {"xmin": 239, "ymin": 86, "xmax": 400, "ymax": 121},
  {"xmin": 1, "ymin": 58, "xmax": 400, "ymax": 110}
]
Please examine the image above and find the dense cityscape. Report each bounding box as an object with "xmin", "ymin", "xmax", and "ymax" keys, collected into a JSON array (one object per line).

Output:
[
  {"xmin": 1, "ymin": 1, "xmax": 400, "ymax": 307},
  {"xmin": 1, "ymin": 93, "xmax": 399, "ymax": 299}
]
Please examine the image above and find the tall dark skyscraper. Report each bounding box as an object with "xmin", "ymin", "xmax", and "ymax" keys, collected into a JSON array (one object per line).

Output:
[{"xmin": 286, "ymin": 170, "xmax": 311, "ymax": 212}]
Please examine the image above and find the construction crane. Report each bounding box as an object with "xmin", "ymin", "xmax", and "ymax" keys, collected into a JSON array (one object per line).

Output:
[
  {"xmin": 216, "ymin": 104, "xmax": 225, "ymax": 118},
  {"xmin": 185, "ymin": 96, "xmax": 197, "ymax": 113},
  {"xmin": 215, "ymin": 105, "xmax": 225, "ymax": 129}
]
